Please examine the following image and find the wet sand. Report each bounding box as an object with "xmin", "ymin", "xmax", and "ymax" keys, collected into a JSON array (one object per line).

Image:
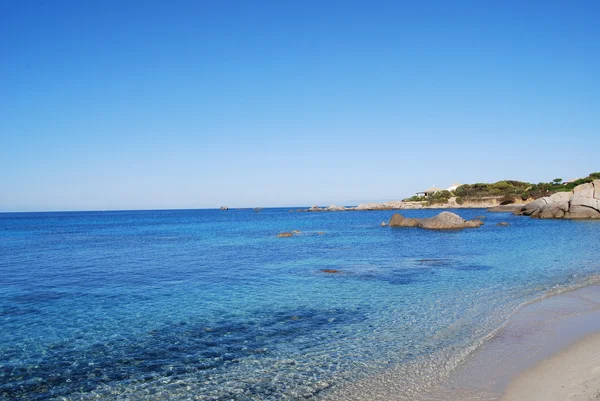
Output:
[
  {"xmin": 324, "ymin": 283, "xmax": 600, "ymax": 401},
  {"xmin": 440, "ymin": 284, "xmax": 600, "ymax": 400}
]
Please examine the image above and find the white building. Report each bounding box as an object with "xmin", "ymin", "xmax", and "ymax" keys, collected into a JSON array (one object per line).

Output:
[{"xmin": 446, "ymin": 183, "xmax": 461, "ymax": 192}]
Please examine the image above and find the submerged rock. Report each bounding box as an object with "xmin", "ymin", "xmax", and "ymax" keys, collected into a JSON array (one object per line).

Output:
[
  {"xmin": 277, "ymin": 232, "xmax": 294, "ymax": 238},
  {"xmin": 496, "ymin": 222, "xmax": 510, "ymax": 226},
  {"xmin": 388, "ymin": 212, "xmax": 484, "ymax": 230},
  {"xmin": 320, "ymin": 269, "xmax": 341, "ymax": 274}
]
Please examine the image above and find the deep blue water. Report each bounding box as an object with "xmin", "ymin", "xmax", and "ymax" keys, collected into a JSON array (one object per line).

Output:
[{"xmin": 1, "ymin": 208, "xmax": 599, "ymax": 400}]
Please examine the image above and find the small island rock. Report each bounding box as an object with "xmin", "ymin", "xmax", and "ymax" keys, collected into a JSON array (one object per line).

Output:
[{"xmin": 388, "ymin": 211, "xmax": 483, "ymax": 230}]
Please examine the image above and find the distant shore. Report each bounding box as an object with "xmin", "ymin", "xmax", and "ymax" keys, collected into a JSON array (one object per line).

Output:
[{"xmin": 300, "ymin": 196, "xmax": 529, "ymax": 212}]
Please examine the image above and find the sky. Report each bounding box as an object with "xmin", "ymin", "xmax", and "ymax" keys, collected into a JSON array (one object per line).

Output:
[{"xmin": 1, "ymin": 1, "xmax": 599, "ymax": 211}]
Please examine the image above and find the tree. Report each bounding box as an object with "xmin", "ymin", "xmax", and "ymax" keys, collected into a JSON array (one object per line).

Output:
[{"xmin": 553, "ymin": 178, "xmax": 563, "ymax": 185}]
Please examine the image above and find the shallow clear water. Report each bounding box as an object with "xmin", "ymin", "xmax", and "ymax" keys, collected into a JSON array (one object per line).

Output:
[{"xmin": 1, "ymin": 208, "xmax": 599, "ymax": 400}]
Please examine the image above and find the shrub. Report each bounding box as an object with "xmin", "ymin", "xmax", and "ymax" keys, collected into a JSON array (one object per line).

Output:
[{"xmin": 403, "ymin": 195, "xmax": 426, "ymax": 202}]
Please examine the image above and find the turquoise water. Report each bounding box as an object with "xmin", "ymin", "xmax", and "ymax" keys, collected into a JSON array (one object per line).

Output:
[{"xmin": 1, "ymin": 208, "xmax": 599, "ymax": 400}]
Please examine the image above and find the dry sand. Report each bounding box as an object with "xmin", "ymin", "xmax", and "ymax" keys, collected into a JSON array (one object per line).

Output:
[{"xmin": 501, "ymin": 332, "xmax": 600, "ymax": 401}]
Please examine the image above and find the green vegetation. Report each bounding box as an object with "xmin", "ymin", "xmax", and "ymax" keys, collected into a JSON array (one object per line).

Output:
[
  {"xmin": 426, "ymin": 190, "xmax": 452, "ymax": 205},
  {"xmin": 562, "ymin": 172, "xmax": 600, "ymax": 190},
  {"xmin": 404, "ymin": 172, "xmax": 599, "ymax": 205},
  {"xmin": 403, "ymin": 195, "xmax": 426, "ymax": 202},
  {"xmin": 454, "ymin": 180, "xmax": 531, "ymax": 198}
]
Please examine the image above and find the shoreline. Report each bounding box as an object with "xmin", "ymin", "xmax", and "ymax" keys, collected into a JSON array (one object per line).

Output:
[
  {"xmin": 301, "ymin": 197, "xmax": 527, "ymax": 212},
  {"xmin": 435, "ymin": 281, "xmax": 600, "ymax": 400},
  {"xmin": 323, "ymin": 276, "xmax": 600, "ymax": 401}
]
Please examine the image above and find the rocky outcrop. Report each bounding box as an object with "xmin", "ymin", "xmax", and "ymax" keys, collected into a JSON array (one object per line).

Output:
[
  {"xmin": 388, "ymin": 212, "xmax": 484, "ymax": 230},
  {"xmin": 487, "ymin": 204, "xmax": 524, "ymax": 212},
  {"xmin": 304, "ymin": 204, "xmax": 349, "ymax": 212},
  {"xmin": 515, "ymin": 181, "xmax": 600, "ymax": 219},
  {"xmin": 389, "ymin": 214, "xmax": 421, "ymax": 227}
]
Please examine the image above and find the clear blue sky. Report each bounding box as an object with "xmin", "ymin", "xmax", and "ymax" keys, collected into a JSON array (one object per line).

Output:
[{"xmin": 1, "ymin": 1, "xmax": 599, "ymax": 211}]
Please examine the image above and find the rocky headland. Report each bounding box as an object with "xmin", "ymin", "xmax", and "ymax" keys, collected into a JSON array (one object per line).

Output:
[
  {"xmin": 296, "ymin": 173, "xmax": 600, "ymax": 219},
  {"xmin": 515, "ymin": 180, "xmax": 600, "ymax": 219}
]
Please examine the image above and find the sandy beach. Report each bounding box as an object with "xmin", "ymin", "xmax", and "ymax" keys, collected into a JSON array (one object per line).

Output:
[
  {"xmin": 502, "ymin": 331, "xmax": 600, "ymax": 401},
  {"xmin": 439, "ymin": 283, "xmax": 600, "ymax": 401}
]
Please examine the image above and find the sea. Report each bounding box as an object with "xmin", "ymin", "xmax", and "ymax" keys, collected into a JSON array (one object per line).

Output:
[{"xmin": 1, "ymin": 208, "xmax": 599, "ymax": 400}]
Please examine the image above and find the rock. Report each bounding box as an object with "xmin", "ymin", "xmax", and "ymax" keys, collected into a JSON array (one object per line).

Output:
[
  {"xmin": 573, "ymin": 182, "xmax": 595, "ymax": 198},
  {"xmin": 220, "ymin": 206, "xmax": 229, "ymax": 210},
  {"xmin": 517, "ymin": 198, "xmax": 549, "ymax": 216},
  {"xmin": 317, "ymin": 231, "xmax": 325, "ymax": 235},
  {"xmin": 277, "ymin": 232, "xmax": 294, "ymax": 238},
  {"xmin": 388, "ymin": 212, "xmax": 483, "ymax": 230},
  {"xmin": 567, "ymin": 205, "xmax": 600, "ymax": 219},
  {"xmin": 292, "ymin": 230, "xmax": 301, "ymax": 234},
  {"xmin": 326, "ymin": 204, "xmax": 346, "ymax": 211},
  {"xmin": 488, "ymin": 204, "xmax": 525, "ymax": 212},
  {"xmin": 380, "ymin": 221, "xmax": 387, "ymax": 227},
  {"xmin": 515, "ymin": 181, "xmax": 600, "ymax": 220},
  {"xmin": 320, "ymin": 269, "xmax": 340, "ymax": 274},
  {"xmin": 570, "ymin": 194, "xmax": 600, "ymax": 211},
  {"xmin": 496, "ymin": 222, "xmax": 510, "ymax": 226},
  {"xmin": 388, "ymin": 214, "xmax": 420, "ymax": 227},
  {"xmin": 308, "ymin": 205, "xmax": 321, "ymax": 212},
  {"xmin": 419, "ymin": 212, "xmax": 484, "ymax": 230}
]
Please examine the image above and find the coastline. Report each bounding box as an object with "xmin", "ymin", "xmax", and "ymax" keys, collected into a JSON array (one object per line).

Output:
[
  {"xmin": 323, "ymin": 277, "xmax": 600, "ymax": 401},
  {"xmin": 302, "ymin": 197, "xmax": 529, "ymax": 212},
  {"xmin": 430, "ymin": 281, "xmax": 600, "ymax": 401}
]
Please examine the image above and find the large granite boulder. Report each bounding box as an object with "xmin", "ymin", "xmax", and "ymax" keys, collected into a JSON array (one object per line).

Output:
[
  {"xmin": 388, "ymin": 212, "xmax": 484, "ymax": 230},
  {"xmin": 515, "ymin": 180, "xmax": 600, "ymax": 219},
  {"xmin": 389, "ymin": 214, "xmax": 420, "ymax": 227}
]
